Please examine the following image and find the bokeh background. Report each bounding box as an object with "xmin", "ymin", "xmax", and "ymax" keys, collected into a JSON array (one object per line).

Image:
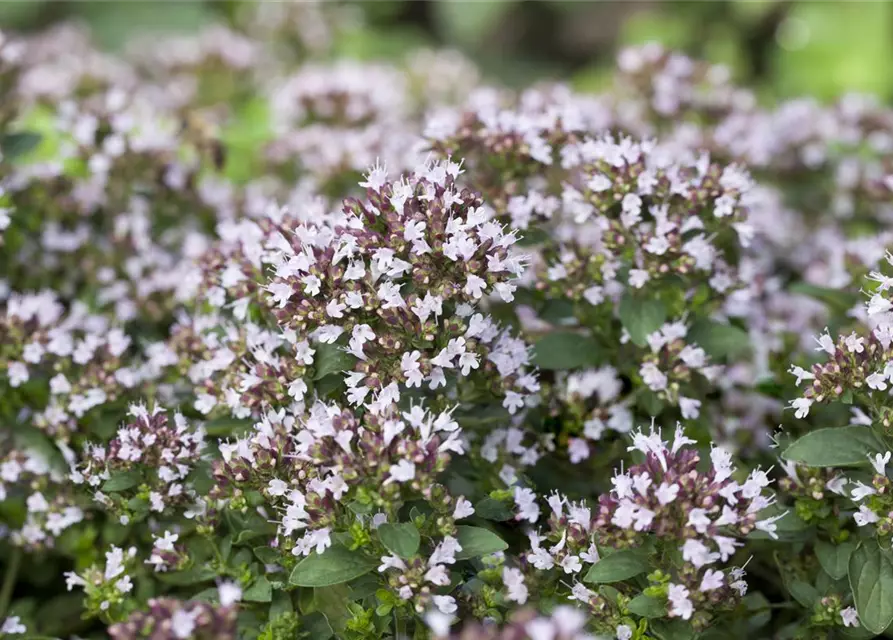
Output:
[{"xmin": 1, "ymin": 0, "xmax": 891, "ymax": 102}]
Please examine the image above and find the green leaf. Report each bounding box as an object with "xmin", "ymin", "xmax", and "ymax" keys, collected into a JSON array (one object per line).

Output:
[
  {"xmin": 627, "ymin": 593, "xmax": 667, "ymax": 618},
  {"xmin": 531, "ymin": 331, "xmax": 601, "ymax": 370},
  {"xmin": 157, "ymin": 566, "xmax": 218, "ymax": 586},
  {"xmin": 203, "ymin": 417, "xmax": 253, "ymax": 437},
  {"xmin": 474, "ymin": 497, "xmax": 514, "ymax": 521},
  {"xmin": 1, "ymin": 131, "xmax": 42, "ymax": 161},
  {"xmin": 649, "ymin": 619, "xmax": 695, "ymax": 640},
  {"xmin": 314, "ymin": 584, "xmax": 351, "ymax": 633},
  {"xmin": 243, "ymin": 576, "xmax": 273, "ymax": 603},
  {"xmin": 432, "ymin": 0, "xmax": 508, "ymax": 47},
  {"xmin": 378, "ymin": 523, "xmax": 420, "ymax": 559},
  {"xmin": 787, "ymin": 579, "xmax": 818, "ymax": 608},
  {"xmin": 789, "ymin": 282, "xmax": 859, "ymax": 311},
  {"xmin": 583, "ymin": 548, "xmax": 650, "ymax": 584},
  {"xmin": 254, "ymin": 546, "xmax": 281, "ymax": 565},
  {"xmin": 313, "ymin": 343, "xmax": 357, "ymax": 380},
  {"xmin": 687, "ymin": 319, "xmax": 750, "ymax": 360},
  {"xmin": 849, "ymin": 539, "xmax": 893, "ymax": 634},
  {"xmin": 301, "ymin": 612, "xmax": 334, "ymax": 639},
  {"xmin": 454, "ymin": 526, "xmax": 508, "ymax": 559},
  {"xmin": 619, "ymin": 294, "xmax": 666, "ymax": 347},
  {"xmin": 289, "ymin": 545, "xmax": 377, "ymax": 587},
  {"xmin": 269, "ymin": 589, "xmax": 294, "ymax": 621},
  {"xmin": 101, "ymin": 470, "xmax": 142, "ymax": 492},
  {"xmin": 816, "ymin": 539, "xmax": 857, "ymax": 580},
  {"xmin": 782, "ymin": 426, "xmax": 884, "ymax": 467}
]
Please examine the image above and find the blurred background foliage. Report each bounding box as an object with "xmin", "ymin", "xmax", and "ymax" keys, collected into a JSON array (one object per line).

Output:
[{"xmin": 1, "ymin": 0, "xmax": 890, "ymax": 101}]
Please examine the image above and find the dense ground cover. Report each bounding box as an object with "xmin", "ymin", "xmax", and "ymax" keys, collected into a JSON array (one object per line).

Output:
[{"xmin": 1, "ymin": 4, "xmax": 893, "ymax": 640}]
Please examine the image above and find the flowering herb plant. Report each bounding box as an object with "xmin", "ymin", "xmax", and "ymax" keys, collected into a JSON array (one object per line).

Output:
[{"xmin": 2, "ymin": 7, "xmax": 893, "ymax": 640}]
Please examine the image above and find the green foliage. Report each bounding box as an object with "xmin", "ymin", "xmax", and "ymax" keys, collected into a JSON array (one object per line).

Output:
[
  {"xmin": 815, "ymin": 540, "xmax": 857, "ymax": 581},
  {"xmin": 687, "ymin": 319, "xmax": 750, "ymax": 360},
  {"xmin": 377, "ymin": 523, "xmax": 420, "ymax": 559},
  {"xmin": 313, "ymin": 344, "xmax": 358, "ymax": 381},
  {"xmin": 619, "ymin": 294, "xmax": 666, "ymax": 347},
  {"xmin": 454, "ymin": 526, "xmax": 508, "ymax": 559},
  {"xmin": 782, "ymin": 426, "xmax": 884, "ymax": 467},
  {"xmin": 289, "ymin": 546, "xmax": 378, "ymax": 588},
  {"xmin": 531, "ymin": 331, "xmax": 601, "ymax": 369},
  {"xmin": 627, "ymin": 594, "xmax": 667, "ymax": 618},
  {"xmin": 0, "ymin": 132, "xmax": 43, "ymax": 162},
  {"xmin": 583, "ymin": 548, "xmax": 650, "ymax": 584},
  {"xmin": 848, "ymin": 539, "xmax": 893, "ymax": 634}
]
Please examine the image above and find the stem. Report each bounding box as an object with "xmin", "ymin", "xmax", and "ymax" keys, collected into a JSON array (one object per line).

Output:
[
  {"xmin": 394, "ymin": 611, "xmax": 408, "ymax": 639},
  {"xmin": 0, "ymin": 548, "xmax": 22, "ymax": 620}
]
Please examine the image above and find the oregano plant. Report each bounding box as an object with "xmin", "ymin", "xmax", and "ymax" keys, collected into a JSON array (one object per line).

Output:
[{"xmin": 1, "ymin": 7, "xmax": 893, "ymax": 640}]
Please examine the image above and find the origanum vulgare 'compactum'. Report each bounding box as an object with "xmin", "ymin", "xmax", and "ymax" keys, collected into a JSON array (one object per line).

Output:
[{"xmin": 1, "ymin": 8, "xmax": 893, "ymax": 640}]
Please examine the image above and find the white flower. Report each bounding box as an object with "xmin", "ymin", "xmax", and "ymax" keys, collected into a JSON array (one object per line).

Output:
[
  {"xmin": 700, "ymin": 568, "xmax": 724, "ymax": 591},
  {"xmin": 616, "ymin": 625, "xmax": 633, "ymax": 640},
  {"xmin": 1, "ymin": 616, "xmax": 26, "ymax": 635},
  {"xmin": 217, "ymin": 582, "xmax": 242, "ymax": 607},
  {"xmin": 432, "ymin": 595, "xmax": 457, "ymax": 615},
  {"xmin": 503, "ymin": 567, "xmax": 528, "ymax": 604},
  {"xmin": 679, "ymin": 396, "xmax": 701, "ymax": 419},
  {"xmin": 844, "ymin": 333, "xmax": 864, "ymax": 354},
  {"xmin": 386, "ymin": 460, "xmax": 416, "ymax": 484},
  {"xmin": 867, "ymin": 372, "xmax": 888, "ymax": 391},
  {"xmin": 514, "ymin": 487, "xmax": 540, "ymax": 523},
  {"xmin": 154, "ymin": 530, "xmax": 178, "ymax": 552},
  {"xmin": 841, "ymin": 606, "xmax": 859, "ymax": 627},
  {"xmin": 560, "ymin": 554, "xmax": 583, "ymax": 574},
  {"xmin": 825, "ymin": 476, "xmax": 848, "ymax": 495},
  {"xmin": 452, "ymin": 497, "xmax": 475, "ymax": 520},
  {"xmin": 7, "ymin": 362, "xmax": 28, "ymax": 388},
  {"xmin": 424, "ymin": 610, "xmax": 453, "ymax": 637},
  {"xmin": 464, "ymin": 274, "xmax": 487, "ymax": 299},
  {"xmin": 788, "ymin": 365, "xmax": 815, "ymax": 386},
  {"xmin": 667, "ymin": 583, "xmax": 693, "ymax": 620},
  {"xmin": 869, "ymin": 451, "xmax": 892, "ymax": 476},
  {"xmin": 850, "ymin": 481, "xmax": 876, "ymax": 501},
  {"xmin": 755, "ymin": 512, "xmax": 788, "ymax": 539},
  {"xmin": 682, "ymin": 539, "xmax": 719, "ymax": 568},
  {"xmin": 854, "ymin": 505, "xmax": 880, "ymax": 527},
  {"xmin": 868, "ymin": 294, "xmax": 893, "ymax": 316},
  {"xmin": 268, "ymin": 478, "xmax": 288, "ymax": 497},
  {"xmin": 790, "ymin": 397, "xmax": 812, "ymax": 419},
  {"xmin": 171, "ymin": 609, "xmax": 197, "ymax": 639},
  {"xmin": 814, "ymin": 332, "xmax": 835, "ymax": 355},
  {"xmin": 655, "ymin": 482, "xmax": 679, "ymax": 505}
]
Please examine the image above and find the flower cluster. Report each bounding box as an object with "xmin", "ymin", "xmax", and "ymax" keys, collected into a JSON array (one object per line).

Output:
[
  {"xmin": 0, "ymin": 440, "xmax": 83, "ymax": 550},
  {"xmin": 182, "ymin": 160, "xmax": 537, "ymax": 419},
  {"xmin": 108, "ymin": 596, "xmax": 238, "ymax": 640},
  {"xmin": 4, "ymin": 6, "xmax": 893, "ymax": 639},
  {"xmin": 72, "ymin": 404, "xmax": 204, "ymax": 520},
  {"xmin": 510, "ymin": 425, "xmax": 776, "ymax": 633}
]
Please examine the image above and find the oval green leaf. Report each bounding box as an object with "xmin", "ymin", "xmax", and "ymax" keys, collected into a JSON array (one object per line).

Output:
[
  {"xmin": 619, "ymin": 294, "xmax": 666, "ymax": 347},
  {"xmin": 289, "ymin": 545, "xmax": 378, "ymax": 587},
  {"xmin": 378, "ymin": 523, "xmax": 420, "ymax": 559},
  {"xmin": 531, "ymin": 331, "xmax": 601, "ymax": 370},
  {"xmin": 627, "ymin": 593, "xmax": 667, "ymax": 618},
  {"xmin": 102, "ymin": 470, "xmax": 142, "ymax": 492},
  {"xmin": 816, "ymin": 539, "xmax": 857, "ymax": 580},
  {"xmin": 455, "ymin": 525, "xmax": 508, "ymax": 559},
  {"xmin": 687, "ymin": 319, "xmax": 750, "ymax": 360},
  {"xmin": 782, "ymin": 426, "xmax": 884, "ymax": 467},
  {"xmin": 849, "ymin": 539, "xmax": 893, "ymax": 634},
  {"xmin": 313, "ymin": 343, "xmax": 357, "ymax": 380},
  {"xmin": 583, "ymin": 548, "xmax": 650, "ymax": 584},
  {"xmin": 242, "ymin": 576, "xmax": 273, "ymax": 603}
]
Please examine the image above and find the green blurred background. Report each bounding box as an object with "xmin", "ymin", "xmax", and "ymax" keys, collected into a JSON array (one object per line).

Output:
[{"xmin": 2, "ymin": 0, "xmax": 891, "ymax": 101}]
